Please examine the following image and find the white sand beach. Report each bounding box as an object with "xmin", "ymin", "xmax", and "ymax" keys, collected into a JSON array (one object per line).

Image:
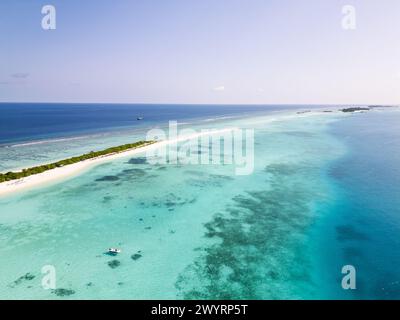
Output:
[{"xmin": 0, "ymin": 128, "xmax": 237, "ymax": 197}]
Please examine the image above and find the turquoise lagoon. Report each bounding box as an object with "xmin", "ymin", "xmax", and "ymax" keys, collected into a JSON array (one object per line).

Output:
[{"xmin": 0, "ymin": 105, "xmax": 399, "ymax": 299}]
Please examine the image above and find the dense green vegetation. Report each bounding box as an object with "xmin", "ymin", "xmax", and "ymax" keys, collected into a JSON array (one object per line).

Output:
[{"xmin": 0, "ymin": 140, "xmax": 155, "ymax": 183}]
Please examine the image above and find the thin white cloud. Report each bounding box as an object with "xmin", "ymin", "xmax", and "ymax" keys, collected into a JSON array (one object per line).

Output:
[
  {"xmin": 213, "ymin": 85, "xmax": 225, "ymax": 92},
  {"xmin": 10, "ymin": 73, "xmax": 30, "ymax": 79}
]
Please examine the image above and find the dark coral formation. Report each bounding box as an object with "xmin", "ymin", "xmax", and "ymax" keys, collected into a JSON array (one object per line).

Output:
[
  {"xmin": 140, "ymin": 193, "xmax": 197, "ymax": 209},
  {"xmin": 131, "ymin": 253, "xmax": 142, "ymax": 261},
  {"xmin": 11, "ymin": 273, "xmax": 36, "ymax": 287},
  {"xmin": 265, "ymin": 163, "xmax": 298, "ymax": 176},
  {"xmin": 121, "ymin": 168, "xmax": 147, "ymax": 177},
  {"xmin": 185, "ymin": 173, "xmax": 234, "ymax": 188},
  {"xmin": 336, "ymin": 225, "xmax": 370, "ymax": 242},
  {"xmin": 52, "ymin": 288, "xmax": 75, "ymax": 296},
  {"xmin": 107, "ymin": 260, "xmax": 121, "ymax": 269},
  {"xmin": 95, "ymin": 175, "xmax": 120, "ymax": 182},
  {"xmin": 127, "ymin": 157, "xmax": 148, "ymax": 164},
  {"xmin": 176, "ymin": 162, "xmax": 321, "ymax": 299},
  {"xmin": 102, "ymin": 196, "xmax": 114, "ymax": 203}
]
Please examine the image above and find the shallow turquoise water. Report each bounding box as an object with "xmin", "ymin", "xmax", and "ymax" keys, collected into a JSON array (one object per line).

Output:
[{"xmin": 0, "ymin": 108, "xmax": 398, "ymax": 299}]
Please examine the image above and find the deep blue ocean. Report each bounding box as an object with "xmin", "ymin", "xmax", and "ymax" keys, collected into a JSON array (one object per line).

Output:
[
  {"xmin": 0, "ymin": 103, "xmax": 310, "ymax": 145},
  {"xmin": 316, "ymin": 110, "xmax": 400, "ymax": 299}
]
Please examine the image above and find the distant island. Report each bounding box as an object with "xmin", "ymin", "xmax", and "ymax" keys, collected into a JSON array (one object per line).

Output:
[
  {"xmin": 340, "ymin": 105, "xmax": 399, "ymax": 113},
  {"xmin": 341, "ymin": 107, "xmax": 370, "ymax": 113},
  {"xmin": 0, "ymin": 140, "xmax": 155, "ymax": 183}
]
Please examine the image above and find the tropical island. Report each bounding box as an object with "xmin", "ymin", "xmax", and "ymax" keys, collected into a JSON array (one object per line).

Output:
[
  {"xmin": 0, "ymin": 128, "xmax": 238, "ymax": 197},
  {"xmin": 341, "ymin": 105, "xmax": 399, "ymax": 112},
  {"xmin": 341, "ymin": 107, "xmax": 370, "ymax": 113},
  {"xmin": 0, "ymin": 140, "xmax": 155, "ymax": 183}
]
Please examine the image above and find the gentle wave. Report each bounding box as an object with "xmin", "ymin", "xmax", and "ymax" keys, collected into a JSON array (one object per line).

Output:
[
  {"xmin": 1, "ymin": 133, "xmax": 117, "ymax": 149},
  {"xmin": 201, "ymin": 115, "xmax": 241, "ymax": 122},
  {"xmin": 3, "ymin": 136, "xmax": 96, "ymax": 148},
  {"xmin": 2, "ymin": 129, "xmax": 143, "ymax": 149}
]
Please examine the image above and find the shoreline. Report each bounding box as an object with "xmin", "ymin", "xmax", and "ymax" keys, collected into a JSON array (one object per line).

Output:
[
  {"xmin": 1, "ymin": 106, "xmax": 393, "ymax": 198},
  {"xmin": 0, "ymin": 128, "xmax": 237, "ymax": 197}
]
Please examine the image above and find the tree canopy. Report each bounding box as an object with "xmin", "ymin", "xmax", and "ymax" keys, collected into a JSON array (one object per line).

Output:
[{"xmin": 0, "ymin": 140, "xmax": 154, "ymax": 183}]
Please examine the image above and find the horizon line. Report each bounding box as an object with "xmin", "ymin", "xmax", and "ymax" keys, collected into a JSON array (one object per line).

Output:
[{"xmin": 0, "ymin": 101, "xmax": 395, "ymax": 107}]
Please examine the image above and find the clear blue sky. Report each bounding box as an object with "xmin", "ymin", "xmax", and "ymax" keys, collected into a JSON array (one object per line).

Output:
[{"xmin": 1, "ymin": 0, "xmax": 399, "ymax": 104}]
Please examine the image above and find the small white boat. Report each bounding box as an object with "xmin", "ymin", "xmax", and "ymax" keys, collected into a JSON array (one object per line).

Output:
[{"xmin": 108, "ymin": 248, "xmax": 121, "ymax": 254}]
